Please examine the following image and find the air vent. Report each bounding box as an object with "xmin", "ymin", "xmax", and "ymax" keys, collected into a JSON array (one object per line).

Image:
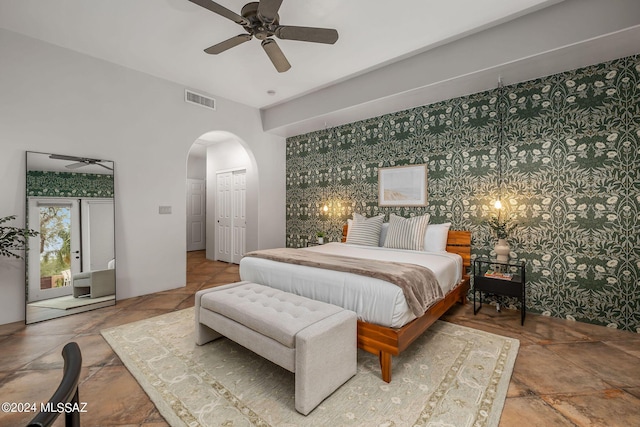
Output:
[{"xmin": 185, "ymin": 89, "xmax": 216, "ymax": 111}]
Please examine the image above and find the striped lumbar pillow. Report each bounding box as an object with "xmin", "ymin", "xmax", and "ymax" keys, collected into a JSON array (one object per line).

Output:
[
  {"xmin": 383, "ymin": 213, "xmax": 431, "ymax": 251},
  {"xmin": 346, "ymin": 213, "xmax": 384, "ymax": 246}
]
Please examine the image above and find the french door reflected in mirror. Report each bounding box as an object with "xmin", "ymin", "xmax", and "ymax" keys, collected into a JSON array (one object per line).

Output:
[{"xmin": 27, "ymin": 199, "xmax": 80, "ymax": 302}]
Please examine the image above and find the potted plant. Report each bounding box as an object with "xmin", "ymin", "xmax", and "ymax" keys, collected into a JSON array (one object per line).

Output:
[
  {"xmin": 485, "ymin": 213, "xmax": 517, "ymax": 263},
  {"xmin": 0, "ymin": 215, "xmax": 39, "ymax": 259},
  {"xmin": 316, "ymin": 231, "xmax": 326, "ymax": 244}
]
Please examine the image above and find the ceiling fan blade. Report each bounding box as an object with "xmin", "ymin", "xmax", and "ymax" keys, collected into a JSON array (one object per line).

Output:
[
  {"xmin": 65, "ymin": 162, "xmax": 87, "ymax": 170},
  {"xmin": 50, "ymin": 154, "xmax": 112, "ymax": 171},
  {"xmin": 188, "ymin": 0, "xmax": 249, "ymax": 26},
  {"xmin": 49, "ymin": 154, "xmax": 84, "ymax": 162},
  {"xmin": 261, "ymin": 39, "xmax": 291, "ymax": 73},
  {"xmin": 204, "ymin": 34, "xmax": 252, "ymax": 54},
  {"xmin": 275, "ymin": 26, "xmax": 339, "ymax": 44},
  {"xmin": 258, "ymin": 0, "xmax": 283, "ymax": 23}
]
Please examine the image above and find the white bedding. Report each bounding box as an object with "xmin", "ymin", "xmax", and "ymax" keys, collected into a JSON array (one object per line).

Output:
[{"xmin": 239, "ymin": 242, "xmax": 463, "ymax": 328}]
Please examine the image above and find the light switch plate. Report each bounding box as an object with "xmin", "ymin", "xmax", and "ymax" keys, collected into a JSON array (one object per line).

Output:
[{"xmin": 159, "ymin": 206, "xmax": 172, "ymax": 214}]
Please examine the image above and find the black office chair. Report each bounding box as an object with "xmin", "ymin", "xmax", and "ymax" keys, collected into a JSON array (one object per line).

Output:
[{"xmin": 27, "ymin": 342, "xmax": 82, "ymax": 427}]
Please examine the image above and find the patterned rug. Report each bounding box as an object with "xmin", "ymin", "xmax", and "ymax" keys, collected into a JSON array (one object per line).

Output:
[{"xmin": 102, "ymin": 308, "xmax": 519, "ymax": 427}]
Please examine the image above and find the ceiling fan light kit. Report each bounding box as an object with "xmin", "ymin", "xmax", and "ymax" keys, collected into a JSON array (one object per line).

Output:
[{"xmin": 189, "ymin": 0, "xmax": 339, "ymax": 72}]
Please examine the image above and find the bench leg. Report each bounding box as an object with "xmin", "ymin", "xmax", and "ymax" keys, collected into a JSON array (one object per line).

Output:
[
  {"xmin": 195, "ymin": 322, "xmax": 222, "ymax": 346},
  {"xmin": 194, "ymin": 291, "xmax": 222, "ymax": 345},
  {"xmin": 295, "ymin": 311, "xmax": 357, "ymax": 415}
]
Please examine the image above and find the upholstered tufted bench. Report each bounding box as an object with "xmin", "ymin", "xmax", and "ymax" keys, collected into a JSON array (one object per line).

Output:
[{"xmin": 195, "ymin": 281, "xmax": 357, "ymax": 415}]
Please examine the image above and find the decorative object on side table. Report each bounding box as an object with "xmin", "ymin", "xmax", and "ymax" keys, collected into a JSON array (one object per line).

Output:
[
  {"xmin": 485, "ymin": 212, "xmax": 517, "ymax": 263},
  {"xmin": 0, "ymin": 215, "xmax": 39, "ymax": 259},
  {"xmin": 472, "ymin": 258, "xmax": 526, "ymax": 325},
  {"xmin": 316, "ymin": 231, "xmax": 325, "ymax": 244},
  {"xmin": 494, "ymin": 238, "xmax": 510, "ymax": 263}
]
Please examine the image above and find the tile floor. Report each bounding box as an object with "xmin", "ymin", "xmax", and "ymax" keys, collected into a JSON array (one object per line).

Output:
[{"xmin": 1, "ymin": 250, "xmax": 639, "ymax": 426}]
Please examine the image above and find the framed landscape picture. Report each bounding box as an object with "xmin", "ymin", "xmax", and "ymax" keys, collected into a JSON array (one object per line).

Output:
[{"xmin": 378, "ymin": 164, "xmax": 427, "ymax": 206}]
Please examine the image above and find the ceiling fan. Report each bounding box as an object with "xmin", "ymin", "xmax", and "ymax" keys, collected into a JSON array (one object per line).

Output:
[
  {"xmin": 49, "ymin": 154, "xmax": 114, "ymax": 171},
  {"xmin": 188, "ymin": 0, "xmax": 339, "ymax": 72}
]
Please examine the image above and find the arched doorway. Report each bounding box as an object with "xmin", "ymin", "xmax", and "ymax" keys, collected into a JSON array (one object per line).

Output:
[{"xmin": 187, "ymin": 131, "xmax": 258, "ymax": 263}]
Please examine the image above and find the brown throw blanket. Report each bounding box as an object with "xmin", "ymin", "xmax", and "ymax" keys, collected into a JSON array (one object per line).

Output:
[{"xmin": 243, "ymin": 248, "xmax": 444, "ymax": 317}]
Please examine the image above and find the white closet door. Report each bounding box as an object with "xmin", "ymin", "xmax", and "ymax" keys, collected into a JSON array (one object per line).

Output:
[{"xmin": 231, "ymin": 170, "xmax": 246, "ymax": 264}]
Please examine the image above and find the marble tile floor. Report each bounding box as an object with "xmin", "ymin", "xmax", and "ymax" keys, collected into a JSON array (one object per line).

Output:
[{"xmin": 1, "ymin": 250, "xmax": 639, "ymax": 426}]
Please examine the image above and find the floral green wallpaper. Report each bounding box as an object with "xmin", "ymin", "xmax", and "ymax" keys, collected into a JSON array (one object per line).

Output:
[
  {"xmin": 286, "ymin": 54, "xmax": 640, "ymax": 332},
  {"xmin": 26, "ymin": 171, "xmax": 114, "ymax": 198}
]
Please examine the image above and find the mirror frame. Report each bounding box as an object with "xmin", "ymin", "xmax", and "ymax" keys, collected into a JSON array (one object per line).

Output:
[{"xmin": 25, "ymin": 151, "xmax": 116, "ymax": 324}]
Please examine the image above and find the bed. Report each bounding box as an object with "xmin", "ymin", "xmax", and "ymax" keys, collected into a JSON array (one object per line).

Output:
[{"xmin": 239, "ymin": 224, "xmax": 471, "ymax": 382}]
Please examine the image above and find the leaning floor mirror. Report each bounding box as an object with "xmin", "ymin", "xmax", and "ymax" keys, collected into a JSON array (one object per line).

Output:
[{"xmin": 25, "ymin": 151, "xmax": 115, "ymax": 324}]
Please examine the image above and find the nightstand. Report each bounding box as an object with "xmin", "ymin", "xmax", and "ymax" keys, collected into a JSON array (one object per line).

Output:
[{"xmin": 472, "ymin": 258, "xmax": 526, "ymax": 325}]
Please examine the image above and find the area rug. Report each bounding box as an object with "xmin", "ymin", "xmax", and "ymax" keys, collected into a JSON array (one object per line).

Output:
[
  {"xmin": 28, "ymin": 294, "xmax": 115, "ymax": 310},
  {"xmin": 101, "ymin": 308, "xmax": 519, "ymax": 427}
]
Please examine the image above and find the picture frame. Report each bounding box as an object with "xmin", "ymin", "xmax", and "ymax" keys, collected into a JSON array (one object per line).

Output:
[{"xmin": 378, "ymin": 164, "xmax": 428, "ymax": 206}]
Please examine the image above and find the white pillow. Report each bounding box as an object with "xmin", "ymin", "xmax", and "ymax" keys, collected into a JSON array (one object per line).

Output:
[
  {"xmin": 379, "ymin": 222, "xmax": 389, "ymax": 246},
  {"xmin": 346, "ymin": 213, "xmax": 384, "ymax": 246},
  {"xmin": 383, "ymin": 213, "xmax": 430, "ymax": 251},
  {"xmin": 423, "ymin": 222, "xmax": 452, "ymax": 252}
]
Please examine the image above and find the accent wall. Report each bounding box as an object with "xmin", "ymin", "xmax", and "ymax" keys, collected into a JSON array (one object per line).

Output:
[
  {"xmin": 286, "ymin": 54, "xmax": 640, "ymax": 332},
  {"xmin": 26, "ymin": 171, "xmax": 114, "ymax": 198}
]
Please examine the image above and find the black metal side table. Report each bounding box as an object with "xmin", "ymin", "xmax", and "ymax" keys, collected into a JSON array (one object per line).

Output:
[{"xmin": 472, "ymin": 258, "xmax": 526, "ymax": 325}]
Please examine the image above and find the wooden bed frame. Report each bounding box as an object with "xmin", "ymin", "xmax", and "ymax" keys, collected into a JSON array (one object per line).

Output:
[{"xmin": 341, "ymin": 224, "xmax": 471, "ymax": 382}]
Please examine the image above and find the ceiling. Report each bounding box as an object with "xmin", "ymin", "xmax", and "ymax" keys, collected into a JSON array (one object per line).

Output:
[
  {"xmin": 1, "ymin": 0, "xmax": 639, "ymax": 138},
  {"xmin": 0, "ymin": 0, "xmax": 559, "ymax": 109}
]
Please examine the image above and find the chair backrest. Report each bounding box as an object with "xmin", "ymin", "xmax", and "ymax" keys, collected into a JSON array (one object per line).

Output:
[
  {"xmin": 28, "ymin": 342, "xmax": 82, "ymax": 427},
  {"xmin": 61, "ymin": 269, "xmax": 72, "ymax": 285}
]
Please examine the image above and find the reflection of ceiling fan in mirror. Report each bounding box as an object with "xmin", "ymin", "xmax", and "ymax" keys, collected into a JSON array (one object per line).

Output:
[
  {"xmin": 188, "ymin": 0, "xmax": 339, "ymax": 72},
  {"xmin": 49, "ymin": 154, "xmax": 114, "ymax": 171}
]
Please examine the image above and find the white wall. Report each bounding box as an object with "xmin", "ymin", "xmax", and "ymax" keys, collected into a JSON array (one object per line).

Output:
[
  {"xmin": 186, "ymin": 146, "xmax": 206, "ymax": 180},
  {"xmin": 0, "ymin": 29, "xmax": 286, "ymax": 325},
  {"xmin": 82, "ymin": 199, "xmax": 115, "ymax": 271}
]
